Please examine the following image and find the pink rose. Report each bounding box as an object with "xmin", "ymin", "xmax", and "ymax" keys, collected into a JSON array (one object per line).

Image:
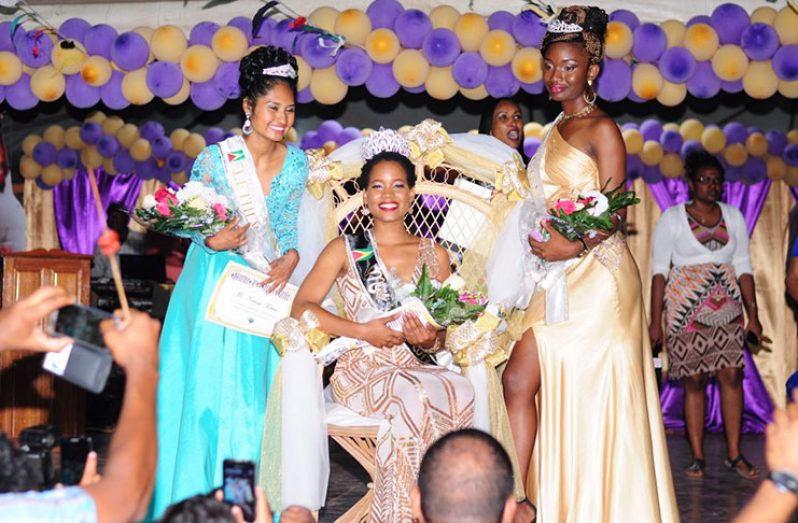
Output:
[
  {"xmin": 155, "ymin": 200, "xmax": 172, "ymax": 217},
  {"xmin": 212, "ymin": 203, "xmax": 227, "ymax": 221},
  {"xmin": 553, "ymin": 199, "xmax": 577, "ymax": 215},
  {"xmin": 154, "ymin": 187, "xmax": 177, "ymax": 205}
]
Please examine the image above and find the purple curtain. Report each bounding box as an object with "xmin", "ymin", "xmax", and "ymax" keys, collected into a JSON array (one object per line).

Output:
[
  {"xmin": 53, "ymin": 167, "xmax": 142, "ymax": 255},
  {"xmin": 791, "ymin": 187, "xmax": 798, "ymax": 201}
]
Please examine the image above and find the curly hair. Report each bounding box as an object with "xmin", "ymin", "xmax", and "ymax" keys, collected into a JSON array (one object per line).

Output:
[
  {"xmin": 0, "ymin": 432, "xmax": 44, "ymax": 493},
  {"xmin": 684, "ymin": 150, "xmax": 724, "ymax": 182},
  {"xmin": 158, "ymin": 493, "xmax": 235, "ymax": 523},
  {"xmin": 541, "ymin": 6, "xmax": 609, "ymax": 64},
  {"xmin": 238, "ymin": 45, "xmax": 298, "ymax": 103},
  {"xmin": 358, "ymin": 151, "xmax": 417, "ymax": 189}
]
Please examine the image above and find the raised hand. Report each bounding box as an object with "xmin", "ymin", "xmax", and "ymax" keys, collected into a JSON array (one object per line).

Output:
[{"xmin": 0, "ymin": 286, "xmax": 74, "ymax": 353}]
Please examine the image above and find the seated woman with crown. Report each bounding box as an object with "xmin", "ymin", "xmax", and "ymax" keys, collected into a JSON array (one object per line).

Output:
[{"xmin": 286, "ymin": 129, "xmax": 476, "ymax": 521}]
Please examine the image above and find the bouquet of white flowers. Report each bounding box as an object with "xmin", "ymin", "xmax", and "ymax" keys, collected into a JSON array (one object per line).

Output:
[{"xmin": 133, "ymin": 182, "xmax": 235, "ymax": 238}]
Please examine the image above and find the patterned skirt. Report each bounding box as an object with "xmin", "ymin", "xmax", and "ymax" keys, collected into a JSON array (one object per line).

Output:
[{"xmin": 664, "ymin": 263, "xmax": 744, "ymax": 380}]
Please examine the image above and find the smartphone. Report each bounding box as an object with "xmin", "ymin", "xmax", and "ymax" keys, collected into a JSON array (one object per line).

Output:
[
  {"xmin": 60, "ymin": 436, "xmax": 93, "ymax": 486},
  {"xmin": 46, "ymin": 304, "xmax": 112, "ymax": 349},
  {"xmin": 222, "ymin": 459, "xmax": 256, "ymax": 521}
]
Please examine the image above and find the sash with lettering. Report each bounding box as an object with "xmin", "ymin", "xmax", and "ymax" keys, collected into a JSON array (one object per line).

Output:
[{"xmin": 217, "ymin": 135, "xmax": 279, "ymax": 271}]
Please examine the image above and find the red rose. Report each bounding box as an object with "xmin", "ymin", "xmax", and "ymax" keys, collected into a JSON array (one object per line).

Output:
[
  {"xmin": 154, "ymin": 187, "xmax": 177, "ymax": 205},
  {"xmin": 211, "ymin": 203, "xmax": 227, "ymax": 222},
  {"xmin": 155, "ymin": 200, "xmax": 172, "ymax": 217},
  {"xmin": 553, "ymin": 199, "xmax": 577, "ymax": 215}
]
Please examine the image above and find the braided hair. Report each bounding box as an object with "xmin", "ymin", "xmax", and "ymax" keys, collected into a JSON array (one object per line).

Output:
[
  {"xmin": 541, "ymin": 6, "xmax": 609, "ymax": 64},
  {"xmin": 238, "ymin": 45, "xmax": 298, "ymax": 104}
]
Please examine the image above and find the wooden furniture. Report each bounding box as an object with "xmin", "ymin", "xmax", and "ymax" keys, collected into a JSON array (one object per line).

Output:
[
  {"xmin": 1, "ymin": 249, "xmax": 92, "ymax": 440},
  {"xmin": 327, "ymin": 424, "xmax": 380, "ymax": 523}
]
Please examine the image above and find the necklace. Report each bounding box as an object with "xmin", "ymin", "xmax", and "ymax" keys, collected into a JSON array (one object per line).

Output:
[
  {"xmin": 562, "ymin": 103, "xmax": 596, "ymax": 121},
  {"xmin": 687, "ymin": 204, "xmax": 719, "ymax": 226}
]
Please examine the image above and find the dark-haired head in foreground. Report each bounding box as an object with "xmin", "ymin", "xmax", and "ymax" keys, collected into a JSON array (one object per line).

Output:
[{"xmin": 412, "ymin": 429, "xmax": 516, "ymax": 523}]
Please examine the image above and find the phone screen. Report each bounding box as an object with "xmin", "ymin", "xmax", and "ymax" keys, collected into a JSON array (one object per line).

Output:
[
  {"xmin": 223, "ymin": 459, "xmax": 256, "ymax": 521},
  {"xmin": 61, "ymin": 436, "xmax": 93, "ymax": 486},
  {"xmin": 49, "ymin": 305, "xmax": 111, "ymax": 349}
]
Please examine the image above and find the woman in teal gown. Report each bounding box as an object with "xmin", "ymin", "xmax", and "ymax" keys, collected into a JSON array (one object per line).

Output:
[{"xmin": 149, "ymin": 46, "xmax": 308, "ymax": 518}]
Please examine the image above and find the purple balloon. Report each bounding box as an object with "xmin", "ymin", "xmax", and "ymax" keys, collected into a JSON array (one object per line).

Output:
[
  {"xmin": 488, "ymin": 11, "xmax": 515, "ymax": 33},
  {"xmin": 740, "ymin": 156, "xmax": 766, "ymax": 184},
  {"xmin": 767, "ymin": 130, "xmax": 787, "ymax": 155},
  {"xmin": 0, "ymin": 22, "xmax": 14, "ymax": 52},
  {"xmin": 485, "ymin": 65, "xmax": 519, "ymax": 98},
  {"xmin": 640, "ymin": 119, "xmax": 663, "ymax": 141},
  {"xmin": 165, "ymin": 150, "xmax": 188, "ymax": 173},
  {"xmin": 723, "ymin": 122, "xmax": 748, "ymax": 144},
  {"xmin": 155, "ymin": 161, "xmax": 172, "ymax": 184},
  {"xmin": 100, "ymin": 70, "xmax": 130, "ymax": 110},
  {"xmin": 609, "ymin": 10, "xmax": 640, "ymax": 31},
  {"xmin": 139, "ymin": 121, "xmax": 165, "ymax": 142},
  {"xmin": 84, "ymin": 24, "xmax": 118, "ymax": 60},
  {"xmin": 227, "ymin": 17, "xmax": 253, "ymax": 45},
  {"xmin": 681, "ymin": 139, "xmax": 704, "ymax": 159},
  {"xmin": 112, "ymin": 32, "xmax": 150, "ymax": 71},
  {"xmin": 687, "ymin": 61, "xmax": 721, "ymax": 99},
  {"xmin": 6, "ymin": 73, "xmax": 36, "ymax": 110},
  {"xmin": 687, "ymin": 15, "xmax": 712, "ymax": 27},
  {"xmin": 422, "ymin": 28, "xmax": 461, "ymax": 67},
  {"xmin": 632, "ymin": 23, "xmax": 667, "ymax": 63},
  {"xmin": 80, "ymin": 121, "xmax": 103, "ymax": 144},
  {"xmin": 711, "ymin": 3, "xmax": 750, "ymax": 45},
  {"xmin": 627, "ymin": 89, "xmax": 647, "ymax": 103},
  {"xmin": 59, "ymin": 18, "xmax": 91, "ymax": 43},
  {"xmin": 741, "ymin": 23, "xmax": 779, "ymax": 60},
  {"xmin": 252, "ymin": 18, "xmax": 275, "ymax": 46},
  {"xmin": 338, "ymin": 127, "xmax": 362, "ymax": 145},
  {"xmin": 190, "ymin": 21, "xmax": 220, "ymax": 47},
  {"xmin": 520, "ymin": 80, "xmax": 544, "ymax": 94},
  {"xmin": 366, "ymin": 62, "xmax": 400, "ymax": 98},
  {"xmin": 452, "ymin": 52, "xmax": 488, "ymax": 89},
  {"xmin": 785, "ymin": 144, "xmax": 798, "ymax": 167},
  {"xmin": 403, "ymin": 84, "xmax": 425, "ymax": 94},
  {"xmin": 512, "ymin": 10, "xmax": 546, "ymax": 48},
  {"xmin": 335, "ymin": 47, "xmax": 373, "ymax": 86},
  {"xmin": 273, "ymin": 19, "xmax": 295, "ymax": 52},
  {"xmin": 113, "ymin": 149, "xmax": 135, "ymax": 173},
  {"xmin": 301, "ymin": 130, "xmax": 324, "ymax": 150},
  {"xmin": 135, "ymin": 159, "xmax": 156, "ymax": 180},
  {"xmin": 660, "ymin": 129, "xmax": 683, "ymax": 154},
  {"xmin": 626, "ymin": 154, "xmax": 645, "ymax": 179},
  {"xmin": 57, "ymin": 148, "xmax": 79, "ymax": 169},
  {"xmin": 97, "ymin": 135, "xmax": 120, "ymax": 158},
  {"xmin": 622, "ymin": 122, "xmax": 639, "ymax": 130},
  {"xmin": 773, "ymin": 45, "xmax": 798, "ymax": 81},
  {"xmin": 394, "ymin": 9, "xmax": 432, "ymax": 50},
  {"xmin": 721, "ymin": 79, "xmax": 744, "ymax": 93},
  {"xmin": 300, "ymin": 34, "xmax": 337, "ymax": 69},
  {"xmin": 317, "ymin": 120, "xmax": 344, "ymax": 143},
  {"xmin": 13, "ymin": 29, "xmax": 53, "ymax": 68},
  {"xmin": 204, "ymin": 127, "xmax": 225, "ymax": 145},
  {"xmin": 523, "ymin": 137, "xmax": 541, "ymax": 158},
  {"xmin": 150, "ymin": 136, "xmax": 172, "ymax": 159},
  {"xmin": 296, "ymin": 87, "xmax": 314, "ymax": 103},
  {"xmin": 367, "ymin": 0, "xmax": 404, "ymax": 30},
  {"xmin": 191, "ymin": 81, "xmax": 226, "ymax": 111},
  {"xmin": 659, "ymin": 47, "xmax": 696, "ymax": 83},
  {"xmin": 213, "ymin": 62, "xmax": 241, "ymax": 99},
  {"xmin": 146, "ymin": 61, "xmax": 183, "ymax": 98},
  {"xmin": 35, "ymin": 177, "xmax": 54, "ymax": 190},
  {"xmin": 65, "ymin": 75, "xmax": 100, "ymax": 108},
  {"xmin": 596, "ymin": 59, "xmax": 631, "ymax": 102},
  {"xmin": 33, "ymin": 141, "xmax": 57, "ymax": 166},
  {"xmin": 724, "ymin": 165, "xmax": 742, "ymax": 182},
  {"xmin": 642, "ymin": 165, "xmax": 663, "ymax": 184}
]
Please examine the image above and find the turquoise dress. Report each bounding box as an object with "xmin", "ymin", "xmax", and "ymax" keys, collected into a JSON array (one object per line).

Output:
[{"xmin": 148, "ymin": 143, "xmax": 308, "ymax": 519}]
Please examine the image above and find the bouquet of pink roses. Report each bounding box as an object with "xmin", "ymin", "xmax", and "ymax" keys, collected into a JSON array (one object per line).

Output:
[{"xmin": 133, "ymin": 181, "xmax": 234, "ymax": 238}]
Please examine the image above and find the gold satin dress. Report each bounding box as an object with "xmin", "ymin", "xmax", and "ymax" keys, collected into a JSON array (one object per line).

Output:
[{"xmin": 523, "ymin": 127, "xmax": 679, "ymax": 522}]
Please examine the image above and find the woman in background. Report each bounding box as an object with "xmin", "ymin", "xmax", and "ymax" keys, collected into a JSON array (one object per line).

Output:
[{"xmin": 478, "ymin": 98, "xmax": 528, "ymax": 162}]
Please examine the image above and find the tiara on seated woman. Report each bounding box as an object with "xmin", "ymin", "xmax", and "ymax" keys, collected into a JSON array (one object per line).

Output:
[
  {"xmin": 262, "ymin": 64, "xmax": 297, "ymax": 79},
  {"xmin": 361, "ymin": 128, "xmax": 412, "ymax": 161}
]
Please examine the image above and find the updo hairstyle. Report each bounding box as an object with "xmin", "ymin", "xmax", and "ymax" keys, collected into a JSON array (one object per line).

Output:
[
  {"xmin": 238, "ymin": 45, "xmax": 299, "ymax": 104},
  {"xmin": 358, "ymin": 151, "xmax": 417, "ymax": 189},
  {"xmin": 541, "ymin": 6, "xmax": 609, "ymax": 64}
]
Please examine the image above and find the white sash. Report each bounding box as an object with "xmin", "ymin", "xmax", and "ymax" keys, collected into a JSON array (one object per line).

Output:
[{"xmin": 218, "ymin": 136, "xmax": 279, "ymax": 272}]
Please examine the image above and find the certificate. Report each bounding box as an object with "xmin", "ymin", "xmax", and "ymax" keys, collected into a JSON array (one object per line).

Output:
[{"xmin": 205, "ymin": 261, "xmax": 297, "ymax": 338}]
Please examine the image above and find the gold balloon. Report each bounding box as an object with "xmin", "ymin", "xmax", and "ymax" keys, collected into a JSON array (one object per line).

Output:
[
  {"xmin": 779, "ymin": 79, "xmax": 798, "ymax": 98},
  {"xmin": 116, "ymin": 123, "xmax": 141, "ymax": 148},
  {"xmin": 743, "ymin": 60, "xmax": 779, "ymax": 99},
  {"xmin": 430, "ymin": 5, "xmax": 460, "ymax": 30},
  {"xmin": 43, "ymin": 125, "xmax": 66, "ymax": 149},
  {"xmin": 524, "ymin": 122, "xmax": 543, "ymax": 139},
  {"xmin": 22, "ymin": 135, "xmax": 42, "ymax": 157},
  {"xmin": 183, "ymin": 133, "xmax": 207, "ymax": 158},
  {"xmin": 701, "ymin": 126, "xmax": 727, "ymax": 154},
  {"xmin": 30, "ymin": 65, "xmax": 66, "ymax": 102},
  {"xmin": 103, "ymin": 157, "xmax": 118, "ymax": 175},
  {"xmin": 310, "ymin": 66, "xmax": 348, "ymax": 105},
  {"xmin": 751, "ymin": 6, "xmax": 777, "ymax": 25},
  {"xmin": 660, "ymin": 20, "xmax": 686, "ymax": 48},
  {"xmin": 334, "ymin": 9, "xmax": 372, "ymax": 47},
  {"xmin": 212, "ymin": 26, "xmax": 248, "ymax": 62},
  {"xmin": 712, "ymin": 45, "xmax": 749, "ymax": 82},
  {"xmin": 365, "ymin": 29, "xmax": 401, "ymax": 64},
  {"xmin": 656, "ymin": 81, "xmax": 687, "ymax": 107},
  {"xmin": 479, "ymin": 30, "xmax": 515, "ymax": 67},
  {"xmin": 122, "ymin": 67, "xmax": 155, "ymax": 105},
  {"xmin": 101, "ymin": 115, "xmax": 125, "ymax": 135},
  {"xmin": 723, "ymin": 143, "xmax": 748, "ymax": 167},
  {"xmin": 605, "ymin": 21, "xmax": 634, "ymax": 59},
  {"xmin": 680, "ymin": 119, "xmax": 704, "ymax": 142},
  {"xmin": 63, "ymin": 168, "xmax": 76, "ymax": 181},
  {"xmin": 308, "ymin": 7, "xmax": 339, "ymax": 33},
  {"xmin": 455, "ymin": 13, "xmax": 489, "ymax": 52},
  {"xmin": 640, "ymin": 140, "xmax": 664, "ymax": 166},
  {"xmin": 788, "ymin": 129, "xmax": 798, "ymax": 144},
  {"xmin": 284, "ymin": 127, "xmax": 298, "ymax": 143},
  {"xmin": 622, "ymin": 129, "xmax": 644, "ymax": 155},
  {"xmin": 393, "ymin": 50, "xmax": 430, "ymax": 88},
  {"xmin": 425, "ymin": 66, "xmax": 458, "ymax": 100},
  {"xmin": 86, "ymin": 111, "xmax": 106, "ymax": 123},
  {"xmin": 164, "ymin": 78, "xmax": 190, "ymax": 105},
  {"xmin": 512, "ymin": 47, "xmax": 543, "ymax": 84},
  {"xmin": 766, "ymin": 155, "xmax": 787, "ymax": 180},
  {"xmin": 129, "ymin": 138, "xmax": 152, "ymax": 162},
  {"xmin": 746, "ymin": 132, "xmax": 769, "ymax": 157},
  {"xmin": 685, "ymin": 23, "xmax": 719, "ymax": 61},
  {"xmin": 180, "ymin": 45, "xmax": 219, "ymax": 83},
  {"xmin": 632, "ymin": 63, "xmax": 663, "ymax": 100},
  {"xmin": 41, "ymin": 164, "xmax": 64, "ymax": 186},
  {"xmin": 81, "ymin": 145, "xmax": 103, "ymax": 169},
  {"xmin": 775, "ymin": 6, "xmax": 798, "ymax": 45},
  {"xmin": 0, "ymin": 51, "xmax": 22, "ymax": 85},
  {"xmin": 81, "ymin": 56, "xmax": 112, "ymax": 87},
  {"xmin": 151, "ymin": 25, "xmax": 188, "ymax": 63},
  {"xmin": 784, "ymin": 166, "xmax": 798, "ymax": 187},
  {"xmin": 51, "ymin": 40, "xmax": 86, "ymax": 75},
  {"xmin": 459, "ymin": 84, "xmax": 488, "ymax": 100},
  {"xmin": 170, "ymin": 128, "xmax": 190, "ymax": 150},
  {"xmin": 171, "ymin": 171, "xmax": 188, "ymax": 185},
  {"xmin": 322, "ymin": 140, "xmax": 338, "ymax": 155},
  {"xmin": 20, "ymin": 155, "xmax": 42, "ymax": 179},
  {"xmin": 296, "ymin": 56, "xmax": 312, "ymax": 91},
  {"xmin": 228, "ymin": 127, "xmax": 243, "ymax": 137},
  {"xmin": 660, "ymin": 153, "xmax": 685, "ymax": 178},
  {"xmin": 663, "ymin": 122, "xmax": 680, "ymax": 132},
  {"xmin": 64, "ymin": 126, "xmax": 84, "ymax": 150}
]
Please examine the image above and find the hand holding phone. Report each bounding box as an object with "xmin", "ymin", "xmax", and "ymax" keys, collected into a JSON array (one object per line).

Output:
[
  {"xmin": 60, "ymin": 436, "xmax": 93, "ymax": 486},
  {"xmin": 223, "ymin": 459, "xmax": 256, "ymax": 522}
]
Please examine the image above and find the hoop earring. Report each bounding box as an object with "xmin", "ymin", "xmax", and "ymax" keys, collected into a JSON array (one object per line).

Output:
[
  {"xmin": 362, "ymin": 207, "xmax": 370, "ymax": 216},
  {"xmin": 584, "ymin": 80, "xmax": 597, "ymax": 105},
  {"xmin": 242, "ymin": 112, "xmax": 253, "ymax": 136}
]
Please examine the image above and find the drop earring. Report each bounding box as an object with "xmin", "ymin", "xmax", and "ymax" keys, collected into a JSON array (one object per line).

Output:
[
  {"xmin": 242, "ymin": 112, "xmax": 253, "ymax": 135},
  {"xmin": 584, "ymin": 79, "xmax": 597, "ymax": 105}
]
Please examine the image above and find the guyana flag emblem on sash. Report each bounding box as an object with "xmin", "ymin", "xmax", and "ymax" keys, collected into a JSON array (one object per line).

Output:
[{"xmin": 227, "ymin": 149, "xmax": 246, "ymax": 162}]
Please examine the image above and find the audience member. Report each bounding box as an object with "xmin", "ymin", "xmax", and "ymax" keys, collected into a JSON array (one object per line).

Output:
[
  {"xmin": 92, "ymin": 203, "xmax": 143, "ymax": 281},
  {"xmin": 160, "ymin": 485, "xmax": 312, "ymax": 523},
  {"xmin": 0, "ymin": 171, "xmax": 26, "ymax": 253},
  {"xmin": 0, "ymin": 433, "xmax": 42, "ymax": 493},
  {"xmin": 411, "ymin": 429, "xmax": 517, "ymax": 523}
]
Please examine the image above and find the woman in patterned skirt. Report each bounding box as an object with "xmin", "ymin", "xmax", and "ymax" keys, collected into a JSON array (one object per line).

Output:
[{"xmin": 650, "ymin": 150, "xmax": 763, "ymax": 479}]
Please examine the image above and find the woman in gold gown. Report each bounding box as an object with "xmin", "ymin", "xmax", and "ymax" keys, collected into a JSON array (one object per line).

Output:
[{"xmin": 500, "ymin": 6, "xmax": 679, "ymax": 521}]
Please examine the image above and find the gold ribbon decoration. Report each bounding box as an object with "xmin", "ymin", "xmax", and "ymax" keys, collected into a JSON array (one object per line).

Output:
[
  {"xmin": 305, "ymin": 148, "xmax": 342, "ymax": 199},
  {"xmin": 271, "ymin": 310, "xmax": 330, "ymax": 356},
  {"xmin": 403, "ymin": 119, "xmax": 451, "ymax": 169},
  {"xmin": 445, "ymin": 314, "xmax": 508, "ymax": 368},
  {"xmin": 495, "ymin": 153, "xmax": 529, "ymax": 201}
]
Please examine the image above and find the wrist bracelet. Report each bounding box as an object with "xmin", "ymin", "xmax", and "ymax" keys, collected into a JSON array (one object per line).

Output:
[
  {"xmin": 769, "ymin": 470, "xmax": 798, "ymax": 496},
  {"xmin": 576, "ymin": 237, "xmax": 590, "ymax": 257}
]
